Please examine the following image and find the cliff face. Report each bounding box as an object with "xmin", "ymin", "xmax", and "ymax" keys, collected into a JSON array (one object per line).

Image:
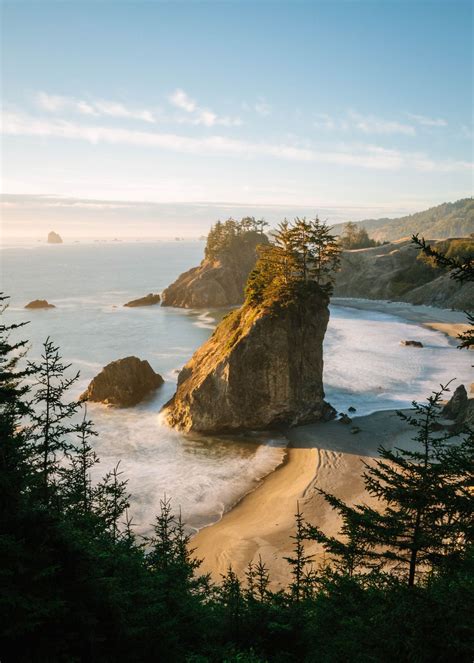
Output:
[
  {"xmin": 334, "ymin": 239, "xmax": 474, "ymax": 310},
  {"xmin": 161, "ymin": 233, "xmax": 268, "ymax": 308},
  {"xmin": 162, "ymin": 289, "xmax": 332, "ymax": 433}
]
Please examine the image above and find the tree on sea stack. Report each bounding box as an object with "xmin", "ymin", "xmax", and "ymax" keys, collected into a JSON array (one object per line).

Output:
[{"xmin": 162, "ymin": 216, "xmax": 340, "ymax": 433}]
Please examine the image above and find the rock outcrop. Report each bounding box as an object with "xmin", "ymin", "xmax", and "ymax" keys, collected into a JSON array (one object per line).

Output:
[
  {"xmin": 47, "ymin": 231, "xmax": 63, "ymax": 244},
  {"xmin": 161, "ymin": 232, "xmax": 268, "ymax": 308},
  {"xmin": 25, "ymin": 299, "xmax": 55, "ymax": 309},
  {"xmin": 441, "ymin": 384, "xmax": 474, "ymax": 431},
  {"xmin": 400, "ymin": 340, "xmax": 423, "ymax": 348},
  {"xmin": 124, "ymin": 293, "xmax": 161, "ymax": 307},
  {"xmin": 334, "ymin": 238, "xmax": 474, "ymax": 310},
  {"xmin": 81, "ymin": 357, "xmax": 164, "ymax": 407},
  {"xmin": 162, "ymin": 289, "xmax": 334, "ymax": 433}
]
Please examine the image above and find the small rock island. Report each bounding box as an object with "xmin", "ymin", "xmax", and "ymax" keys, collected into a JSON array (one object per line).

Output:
[
  {"xmin": 81, "ymin": 356, "xmax": 164, "ymax": 407},
  {"xmin": 162, "ymin": 217, "xmax": 340, "ymax": 433},
  {"xmin": 124, "ymin": 293, "xmax": 161, "ymax": 307},
  {"xmin": 25, "ymin": 299, "xmax": 55, "ymax": 309},
  {"xmin": 47, "ymin": 231, "xmax": 63, "ymax": 244},
  {"xmin": 161, "ymin": 217, "xmax": 269, "ymax": 308}
]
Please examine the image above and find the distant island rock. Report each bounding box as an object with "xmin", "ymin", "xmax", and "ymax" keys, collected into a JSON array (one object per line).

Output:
[
  {"xmin": 161, "ymin": 218, "xmax": 269, "ymax": 308},
  {"xmin": 334, "ymin": 237, "xmax": 474, "ymax": 310},
  {"xmin": 47, "ymin": 231, "xmax": 63, "ymax": 244},
  {"xmin": 400, "ymin": 340, "xmax": 423, "ymax": 348},
  {"xmin": 162, "ymin": 217, "xmax": 338, "ymax": 433},
  {"xmin": 124, "ymin": 293, "xmax": 161, "ymax": 307},
  {"xmin": 80, "ymin": 356, "xmax": 164, "ymax": 407},
  {"xmin": 25, "ymin": 299, "xmax": 55, "ymax": 309}
]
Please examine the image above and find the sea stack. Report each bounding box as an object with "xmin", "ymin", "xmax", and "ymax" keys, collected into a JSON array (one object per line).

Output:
[
  {"xmin": 81, "ymin": 356, "xmax": 164, "ymax": 407},
  {"xmin": 162, "ymin": 288, "xmax": 332, "ymax": 433},
  {"xmin": 47, "ymin": 231, "xmax": 63, "ymax": 244},
  {"xmin": 161, "ymin": 218, "xmax": 269, "ymax": 308}
]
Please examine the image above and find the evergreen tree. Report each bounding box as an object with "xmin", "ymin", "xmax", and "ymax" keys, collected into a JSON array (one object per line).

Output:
[
  {"xmin": 28, "ymin": 338, "xmax": 82, "ymax": 503},
  {"xmin": 284, "ymin": 503, "xmax": 315, "ymax": 601},
  {"xmin": 305, "ymin": 386, "xmax": 473, "ymax": 586}
]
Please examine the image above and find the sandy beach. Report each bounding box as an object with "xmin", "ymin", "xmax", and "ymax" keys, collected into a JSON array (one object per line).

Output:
[
  {"xmin": 192, "ymin": 302, "xmax": 472, "ymax": 587},
  {"xmin": 193, "ymin": 409, "xmax": 417, "ymax": 588}
]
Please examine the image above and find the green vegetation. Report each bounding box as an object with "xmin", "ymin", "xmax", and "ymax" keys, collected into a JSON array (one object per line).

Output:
[
  {"xmin": 338, "ymin": 221, "xmax": 380, "ymax": 249},
  {"xmin": 333, "ymin": 198, "xmax": 474, "ymax": 242},
  {"xmin": 1, "ymin": 290, "xmax": 473, "ymax": 661},
  {"xmin": 204, "ymin": 217, "xmax": 269, "ymax": 261},
  {"xmin": 245, "ymin": 216, "xmax": 341, "ymax": 305},
  {"xmin": 413, "ymin": 234, "xmax": 474, "ymax": 350}
]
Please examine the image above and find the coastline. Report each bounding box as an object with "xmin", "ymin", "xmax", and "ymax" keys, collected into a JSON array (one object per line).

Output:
[
  {"xmin": 192, "ymin": 409, "xmax": 416, "ymax": 588},
  {"xmin": 192, "ymin": 300, "xmax": 472, "ymax": 586},
  {"xmin": 332, "ymin": 297, "xmax": 470, "ymax": 342}
]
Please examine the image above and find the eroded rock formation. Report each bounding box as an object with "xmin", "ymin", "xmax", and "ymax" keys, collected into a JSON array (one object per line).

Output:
[
  {"xmin": 124, "ymin": 293, "xmax": 161, "ymax": 307},
  {"xmin": 161, "ymin": 231, "xmax": 268, "ymax": 308},
  {"xmin": 162, "ymin": 288, "xmax": 334, "ymax": 433},
  {"xmin": 81, "ymin": 356, "xmax": 164, "ymax": 407}
]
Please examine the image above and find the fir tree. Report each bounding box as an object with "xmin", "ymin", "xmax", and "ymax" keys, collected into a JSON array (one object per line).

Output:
[
  {"xmin": 28, "ymin": 338, "xmax": 81, "ymax": 503},
  {"xmin": 305, "ymin": 385, "xmax": 473, "ymax": 586}
]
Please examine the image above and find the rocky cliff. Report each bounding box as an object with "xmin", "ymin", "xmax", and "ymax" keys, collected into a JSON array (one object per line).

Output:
[
  {"xmin": 161, "ymin": 231, "xmax": 268, "ymax": 308},
  {"xmin": 334, "ymin": 238, "xmax": 474, "ymax": 310},
  {"xmin": 162, "ymin": 288, "xmax": 333, "ymax": 433}
]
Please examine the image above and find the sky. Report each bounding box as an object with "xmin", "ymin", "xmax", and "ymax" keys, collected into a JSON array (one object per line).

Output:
[{"xmin": 1, "ymin": 0, "xmax": 472, "ymax": 238}]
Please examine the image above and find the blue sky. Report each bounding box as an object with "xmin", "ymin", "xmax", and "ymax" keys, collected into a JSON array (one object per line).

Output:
[{"xmin": 1, "ymin": 0, "xmax": 472, "ymax": 237}]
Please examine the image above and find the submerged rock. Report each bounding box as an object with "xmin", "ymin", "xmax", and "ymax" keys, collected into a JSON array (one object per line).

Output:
[
  {"xmin": 161, "ymin": 231, "xmax": 268, "ymax": 308},
  {"xmin": 47, "ymin": 231, "xmax": 63, "ymax": 244},
  {"xmin": 81, "ymin": 356, "xmax": 164, "ymax": 407},
  {"xmin": 400, "ymin": 340, "xmax": 423, "ymax": 348},
  {"xmin": 25, "ymin": 299, "xmax": 55, "ymax": 309},
  {"xmin": 124, "ymin": 293, "xmax": 161, "ymax": 307},
  {"xmin": 162, "ymin": 288, "xmax": 334, "ymax": 433}
]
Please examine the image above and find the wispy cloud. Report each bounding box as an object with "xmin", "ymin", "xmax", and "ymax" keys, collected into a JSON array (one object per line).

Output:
[
  {"xmin": 167, "ymin": 88, "xmax": 241, "ymax": 127},
  {"xmin": 36, "ymin": 92, "xmax": 156, "ymax": 123},
  {"xmin": 3, "ymin": 111, "xmax": 471, "ymax": 174},
  {"xmin": 254, "ymin": 98, "xmax": 271, "ymax": 117},
  {"xmin": 407, "ymin": 113, "xmax": 447, "ymax": 127},
  {"xmin": 348, "ymin": 111, "xmax": 415, "ymax": 136}
]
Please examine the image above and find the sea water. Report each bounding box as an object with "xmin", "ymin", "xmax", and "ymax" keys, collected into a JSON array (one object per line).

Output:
[{"xmin": 1, "ymin": 239, "xmax": 472, "ymax": 533}]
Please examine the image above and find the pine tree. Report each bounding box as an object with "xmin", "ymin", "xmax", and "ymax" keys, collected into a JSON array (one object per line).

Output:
[
  {"xmin": 95, "ymin": 461, "xmax": 130, "ymax": 542},
  {"xmin": 304, "ymin": 385, "xmax": 473, "ymax": 586},
  {"xmin": 284, "ymin": 503, "xmax": 315, "ymax": 601},
  {"xmin": 28, "ymin": 338, "xmax": 82, "ymax": 503}
]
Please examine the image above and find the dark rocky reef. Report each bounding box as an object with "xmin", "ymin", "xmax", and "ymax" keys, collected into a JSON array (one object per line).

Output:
[
  {"xmin": 25, "ymin": 299, "xmax": 55, "ymax": 309},
  {"xmin": 162, "ymin": 288, "xmax": 334, "ymax": 433},
  {"xmin": 400, "ymin": 340, "xmax": 423, "ymax": 348},
  {"xmin": 47, "ymin": 231, "xmax": 63, "ymax": 244},
  {"xmin": 81, "ymin": 356, "xmax": 164, "ymax": 407},
  {"xmin": 161, "ymin": 230, "xmax": 268, "ymax": 308},
  {"xmin": 334, "ymin": 238, "xmax": 474, "ymax": 310},
  {"xmin": 124, "ymin": 293, "xmax": 161, "ymax": 307}
]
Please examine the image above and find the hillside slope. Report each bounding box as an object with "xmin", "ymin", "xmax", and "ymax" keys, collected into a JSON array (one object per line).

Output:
[
  {"xmin": 333, "ymin": 238, "xmax": 474, "ymax": 310},
  {"xmin": 331, "ymin": 199, "xmax": 474, "ymax": 242}
]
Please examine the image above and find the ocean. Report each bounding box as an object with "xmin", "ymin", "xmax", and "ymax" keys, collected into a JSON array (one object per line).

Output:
[{"xmin": 2, "ymin": 238, "xmax": 471, "ymax": 533}]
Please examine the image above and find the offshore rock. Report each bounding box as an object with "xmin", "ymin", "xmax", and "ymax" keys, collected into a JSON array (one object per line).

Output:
[
  {"xmin": 25, "ymin": 299, "xmax": 55, "ymax": 309},
  {"xmin": 124, "ymin": 293, "xmax": 161, "ymax": 307},
  {"xmin": 81, "ymin": 356, "xmax": 164, "ymax": 407},
  {"xmin": 47, "ymin": 231, "xmax": 63, "ymax": 244},
  {"xmin": 162, "ymin": 288, "xmax": 333, "ymax": 433},
  {"xmin": 161, "ymin": 233, "xmax": 268, "ymax": 308}
]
